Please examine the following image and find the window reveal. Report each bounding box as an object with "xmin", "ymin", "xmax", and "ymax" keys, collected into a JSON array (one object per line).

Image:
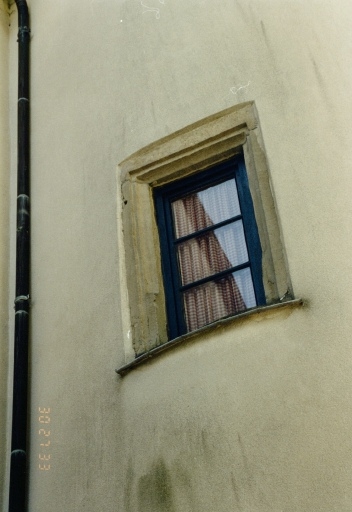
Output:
[
  {"xmin": 119, "ymin": 103, "xmax": 293, "ymax": 356},
  {"xmin": 154, "ymin": 155, "xmax": 266, "ymax": 339}
]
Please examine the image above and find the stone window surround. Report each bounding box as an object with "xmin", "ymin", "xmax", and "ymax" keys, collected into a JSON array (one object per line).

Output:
[{"xmin": 118, "ymin": 102, "xmax": 293, "ymax": 358}]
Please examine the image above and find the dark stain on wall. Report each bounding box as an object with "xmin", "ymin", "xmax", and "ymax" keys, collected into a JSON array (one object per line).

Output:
[
  {"xmin": 138, "ymin": 458, "xmax": 175, "ymax": 512},
  {"xmin": 172, "ymin": 459, "xmax": 195, "ymax": 510},
  {"xmin": 260, "ymin": 20, "xmax": 281, "ymax": 79},
  {"xmin": 231, "ymin": 471, "xmax": 245, "ymax": 511},
  {"xmin": 310, "ymin": 54, "xmax": 332, "ymax": 109},
  {"xmin": 311, "ymin": 56, "xmax": 324, "ymax": 88},
  {"xmin": 260, "ymin": 20, "xmax": 270, "ymax": 48},
  {"xmin": 234, "ymin": 0, "xmax": 251, "ymax": 25},
  {"xmin": 237, "ymin": 433, "xmax": 254, "ymax": 491},
  {"xmin": 124, "ymin": 459, "xmax": 134, "ymax": 512}
]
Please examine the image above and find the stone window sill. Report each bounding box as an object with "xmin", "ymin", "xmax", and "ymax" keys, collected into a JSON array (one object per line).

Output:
[{"xmin": 116, "ymin": 298, "xmax": 304, "ymax": 376}]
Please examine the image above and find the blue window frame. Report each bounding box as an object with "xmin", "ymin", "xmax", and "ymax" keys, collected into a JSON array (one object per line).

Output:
[{"xmin": 154, "ymin": 155, "xmax": 266, "ymax": 340}]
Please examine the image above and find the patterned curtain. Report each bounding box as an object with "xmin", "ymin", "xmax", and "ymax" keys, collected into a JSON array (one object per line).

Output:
[{"xmin": 171, "ymin": 181, "xmax": 254, "ymax": 332}]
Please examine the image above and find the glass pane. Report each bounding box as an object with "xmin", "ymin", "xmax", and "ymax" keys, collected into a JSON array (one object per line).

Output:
[
  {"xmin": 232, "ymin": 267, "xmax": 257, "ymax": 309},
  {"xmin": 177, "ymin": 221, "xmax": 249, "ymax": 285},
  {"xmin": 172, "ymin": 178, "xmax": 241, "ymax": 238},
  {"xmin": 182, "ymin": 271, "xmax": 253, "ymax": 332}
]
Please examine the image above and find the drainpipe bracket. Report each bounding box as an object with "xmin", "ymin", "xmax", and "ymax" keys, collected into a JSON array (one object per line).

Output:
[
  {"xmin": 14, "ymin": 295, "xmax": 31, "ymax": 308},
  {"xmin": 17, "ymin": 26, "xmax": 30, "ymax": 42}
]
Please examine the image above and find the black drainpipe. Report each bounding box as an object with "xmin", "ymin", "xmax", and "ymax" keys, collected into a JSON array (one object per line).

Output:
[{"xmin": 9, "ymin": 1, "xmax": 30, "ymax": 512}]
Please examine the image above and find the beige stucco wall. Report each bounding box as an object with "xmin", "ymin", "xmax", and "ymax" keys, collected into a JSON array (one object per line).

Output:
[
  {"xmin": 0, "ymin": 2, "xmax": 10, "ymax": 509},
  {"xmin": 4, "ymin": 0, "xmax": 352, "ymax": 511}
]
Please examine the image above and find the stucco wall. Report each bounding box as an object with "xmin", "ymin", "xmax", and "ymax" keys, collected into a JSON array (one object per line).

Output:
[{"xmin": 5, "ymin": 1, "xmax": 352, "ymax": 511}]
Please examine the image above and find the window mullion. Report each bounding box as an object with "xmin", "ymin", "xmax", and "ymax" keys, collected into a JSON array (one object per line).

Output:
[
  {"xmin": 173, "ymin": 214, "xmax": 243, "ymax": 244},
  {"xmin": 179, "ymin": 262, "xmax": 251, "ymax": 292}
]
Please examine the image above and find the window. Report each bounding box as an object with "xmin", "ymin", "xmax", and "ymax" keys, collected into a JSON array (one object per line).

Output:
[
  {"xmin": 118, "ymin": 102, "xmax": 293, "ymax": 356},
  {"xmin": 154, "ymin": 156, "xmax": 266, "ymax": 338}
]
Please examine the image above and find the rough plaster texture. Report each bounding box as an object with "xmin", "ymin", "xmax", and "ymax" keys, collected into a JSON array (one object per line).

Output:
[{"xmin": 3, "ymin": 1, "xmax": 352, "ymax": 511}]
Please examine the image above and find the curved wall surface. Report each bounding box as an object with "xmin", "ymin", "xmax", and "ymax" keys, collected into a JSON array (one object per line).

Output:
[{"xmin": 3, "ymin": 1, "xmax": 352, "ymax": 511}]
